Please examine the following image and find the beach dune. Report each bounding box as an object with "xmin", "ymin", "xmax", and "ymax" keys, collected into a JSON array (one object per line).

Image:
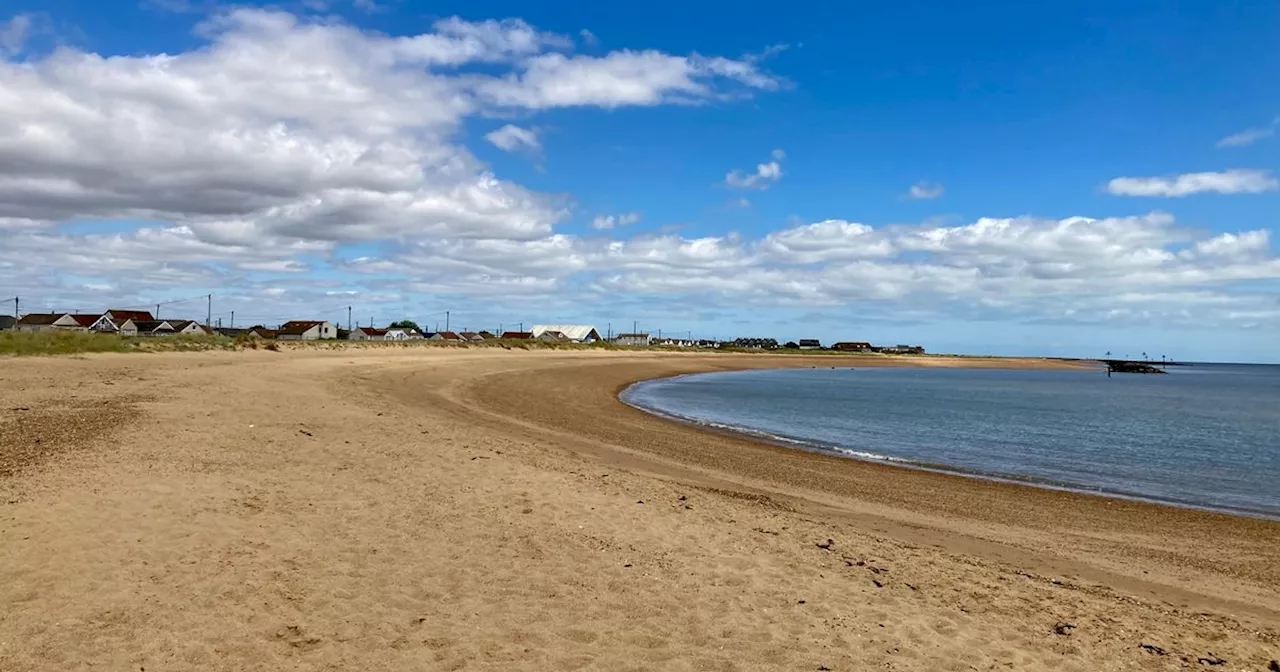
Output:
[{"xmin": 1, "ymin": 348, "xmax": 1277, "ymax": 671}]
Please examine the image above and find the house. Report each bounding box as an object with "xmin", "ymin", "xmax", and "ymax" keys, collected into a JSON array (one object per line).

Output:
[
  {"xmin": 0, "ymin": 315, "xmax": 14, "ymax": 331},
  {"xmin": 244, "ymin": 326, "xmax": 277, "ymax": 339},
  {"xmin": 653, "ymin": 337, "xmax": 694, "ymax": 347},
  {"xmin": 384, "ymin": 327, "xmax": 423, "ymax": 340},
  {"xmin": 500, "ymin": 331, "xmax": 533, "ymax": 339},
  {"xmin": 612, "ymin": 332, "xmax": 651, "ymax": 346},
  {"xmin": 106, "ymin": 309, "xmax": 155, "ymax": 323},
  {"xmin": 215, "ymin": 327, "xmax": 245, "ymax": 338},
  {"xmin": 429, "ymin": 331, "xmax": 463, "ymax": 342},
  {"xmin": 123, "ymin": 320, "xmax": 176, "ymax": 336},
  {"xmin": 477, "ymin": 331, "xmax": 496, "ymax": 340},
  {"xmin": 537, "ymin": 330, "xmax": 569, "ymax": 342},
  {"xmin": 878, "ymin": 344, "xmax": 926, "ymax": 355},
  {"xmin": 798, "ymin": 339, "xmax": 822, "ymax": 350},
  {"xmin": 833, "ymin": 342, "xmax": 872, "ymax": 352},
  {"xmin": 458, "ymin": 331, "xmax": 485, "ymax": 343},
  {"xmin": 15, "ymin": 313, "xmax": 115, "ymax": 333},
  {"xmin": 166, "ymin": 320, "xmax": 210, "ymax": 336},
  {"xmin": 696, "ymin": 339, "xmax": 721, "ymax": 348},
  {"xmin": 732, "ymin": 337, "xmax": 779, "ymax": 349},
  {"xmin": 348, "ymin": 326, "xmax": 387, "ymax": 341},
  {"xmin": 530, "ymin": 324, "xmax": 602, "ymax": 343},
  {"xmin": 277, "ymin": 320, "xmax": 338, "ymax": 340}
]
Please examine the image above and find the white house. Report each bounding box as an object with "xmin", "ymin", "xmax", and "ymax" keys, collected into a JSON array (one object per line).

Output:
[
  {"xmin": 530, "ymin": 324, "xmax": 602, "ymax": 343},
  {"xmin": 348, "ymin": 326, "xmax": 387, "ymax": 341},
  {"xmin": 166, "ymin": 320, "xmax": 210, "ymax": 335},
  {"xmin": 612, "ymin": 333, "xmax": 651, "ymax": 346},
  {"xmin": 15, "ymin": 313, "xmax": 116, "ymax": 333},
  {"xmin": 384, "ymin": 327, "xmax": 423, "ymax": 341},
  {"xmin": 277, "ymin": 320, "xmax": 338, "ymax": 340},
  {"xmin": 119, "ymin": 319, "xmax": 175, "ymax": 337}
]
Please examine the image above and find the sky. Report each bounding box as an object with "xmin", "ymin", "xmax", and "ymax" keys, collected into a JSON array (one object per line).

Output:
[{"xmin": 1, "ymin": 1, "xmax": 1278, "ymax": 362}]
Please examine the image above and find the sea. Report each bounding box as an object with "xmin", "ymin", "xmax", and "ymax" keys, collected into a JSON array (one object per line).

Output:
[{"xmin": 621, "ymin": 363, "xmax": 1280, "ymax": 519}]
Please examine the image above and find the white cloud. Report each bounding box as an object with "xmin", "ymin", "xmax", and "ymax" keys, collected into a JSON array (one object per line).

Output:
[
  {"xmin": 590, "ymin": 212, "xmax": 640, "ymax": 230},
  {"xmin": 1107, "ymin": 170, "xmax": 1279, "ymax": 197},
  {"xmin": 1216, "ymin": 117, "xmax": 1278, "ymax": 148},
  {"xmin": 0, "ymin": 14, "xmax": 33, "ymax": 56},
  {"xmin": 907, "ymin": 181, "xmax": 944, "ymax": 200},
  {"xmin": 579, "ymin": 29, "xmax": 598, "ymax": 46},
  {"xmin": 485, "ymin": 124, "xmax": 540, "ymax": 153},
  {"xmin": 725, "ymin": 149, "xmax": 785, "ymax": 190}
]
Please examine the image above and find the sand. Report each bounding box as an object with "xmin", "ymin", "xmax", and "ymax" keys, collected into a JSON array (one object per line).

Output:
[{"xmin": 1, "ymin": 347, "xmax": 1277, "ymax": 671}]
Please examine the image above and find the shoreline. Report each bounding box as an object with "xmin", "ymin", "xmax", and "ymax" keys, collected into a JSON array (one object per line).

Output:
[{"xmin": 618, "ymin": 371, "xmax": 1280, "ymax": 522}]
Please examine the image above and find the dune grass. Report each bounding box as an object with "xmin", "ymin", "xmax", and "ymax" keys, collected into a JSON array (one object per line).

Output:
[{"xmin": 0, "ymin": 330, "xmax": 235, "ymax": 356}]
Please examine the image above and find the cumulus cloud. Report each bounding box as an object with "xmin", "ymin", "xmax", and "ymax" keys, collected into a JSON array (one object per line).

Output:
[
  {"xmin": 485, "ymin": 124, "xmax": 540, "ymax": 153},
  {"xmin": 907, "ymin": 181, "xmax": 944, "ymax": 200},
  {"xmin": 1107, "ymin": 170, "xmax": 1279, "ymax": 197},
  {"xmin": 725, "ymin": 149, "xmax": 785, "ymax": 189},
  {"xmin": 590, "ymin": 212, "xmax": 640, "ymax": 230},
  {"xmin": 1216, "ymin": 118, "xmax": 1278, "ymax": 148}
]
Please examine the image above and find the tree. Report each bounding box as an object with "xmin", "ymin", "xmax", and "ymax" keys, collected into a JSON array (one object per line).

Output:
[
  {"xmin": 389, "ymin": 319, "xmax": 420, "ymax": 331},
  {"xmin": 783, "ymin": 341, "xmax": 799, "ymax": 349},
  {"xmin": 1142, "ymin": 351, "xmax": 1148, "ymax": 361}
]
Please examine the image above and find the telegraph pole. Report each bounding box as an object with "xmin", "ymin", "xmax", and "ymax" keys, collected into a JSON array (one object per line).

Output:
[
  {"xmin": 12, "ymin": 296, "xmax": 17, "ymax": 320},
  {"xmin": 206, "ymin": 294, "xmax": 212, "ymax": 327},
  {"xmin": 446, "ymin": 311, "xmax": 450, "ymax": 333},
  {"xmin": 230, "ymin": 310, "xmax": 235, "ymax": 328},
  {"xmin": 347, "ymin": 306, "xmax": 352, "ymax": 331},
  {"xmin": 155, "ymin": 303, "xmax": 161, "ymax": 319}
]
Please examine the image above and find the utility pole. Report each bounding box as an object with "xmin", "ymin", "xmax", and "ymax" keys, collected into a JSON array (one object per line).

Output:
[
  {"xmin": 156, "ymin": 303, "xmax": 161, "ymax": 319},
  {"xmin": 607, "ymin": 322, "xmax": 611, "ymax": 339},
  {"xmin": 206, "ymin": 294, "xmax": 212, "ymax": 327},
  {"xmin": 633, "ymin": 320, "xmax": 638, "ymax": 336},
  {"xmin": 230, "ymin": 310, "xmax": 235, "ymax": 328},
  {"xmin": 347, "ymin": 306, "xmax": 352, "ymax": 332},
  {"xmin": 446, "ymin": 311, "xmax": 450, "ymax": 333},
  {"xmin": 12, "ymin": 296, "xmax": 17, "ymax": 320}
]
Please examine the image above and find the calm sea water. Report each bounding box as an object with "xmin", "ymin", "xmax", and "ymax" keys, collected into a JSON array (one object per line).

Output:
[{"xmin": 622, "ymin": 364, "xmax": 1280, "ymax": 518}]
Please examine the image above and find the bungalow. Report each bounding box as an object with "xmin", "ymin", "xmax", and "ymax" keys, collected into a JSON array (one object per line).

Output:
[
  {"xmin": 878, "ymin": 344, "xmax": 926, "ymax": 355},
  {"xmin": 458, "ymin": 331, "xmax": 485, "ymax": 343},
  {"xmin": 0, "ymin": 315, "xmax": 14, "ymax": 331},
  {"xmin": 215, "ymin": 327, "xmax": 245, "ymax": 338},
  {"xmin": 530, "ymin": 324, "xmax": 601, "ymax": 343},
  {"xmin": 798, "ymin": 339, "xmax": 822, "ymax": 350},
  {"xmin": 384, "ymin": 327, "xmax": 423, "ymax": 340},
  {"xmin": 429, "ymin": 331, "xmax": 463, "ymax": 342},
  {"xmin": 732, "ymin": 337, "xmax": 779, "ymax": 349},
  {"xmin": 477, "ymin": 331, "xmax": 497, "ymax": 340},
  {"xmin": 833, "ymin": 342, "xmax": 872, "ymax": 352},
  {"xmin": 277, "ymin": 320, "xmax": 338, "ymax": 341},
  {"xmin": 348, "ymin": 326, "xmax": 387, "ymax": 341},
  {"xmin": 166, "ymin": 320, "xmax": 210, "ymax": 335},
  {"xmin": 537, "ymin": 330, "xmax": 569, "ymax": 342},
  {"xmin": 16, "ymin": 313, "xmax": 116, "ymax": 333},
  {"xmin": 612, "ymin": 332, "xmax": 651, "ymax": 346},
  {"xmin": 122, "ymin": 320, "xmax": 176, "ymax": 337},
  {"xmin": 244, "ymin": 326, "xmax": 277, "ymax": 339},
  {"xmin": 500, "ymin": 331, "xmax": 533, "ymax": 339}
]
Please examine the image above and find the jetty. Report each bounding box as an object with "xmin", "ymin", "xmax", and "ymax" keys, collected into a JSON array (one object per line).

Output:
[{"xmin": 1102, "ymin": 360, "xmax": 1167, "ymax": 375}]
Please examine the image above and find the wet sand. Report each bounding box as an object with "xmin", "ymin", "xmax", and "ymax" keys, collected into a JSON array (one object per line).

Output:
[{"xmin": 2, "ymin": 348, "xmax": 1277, "ymax": 670}]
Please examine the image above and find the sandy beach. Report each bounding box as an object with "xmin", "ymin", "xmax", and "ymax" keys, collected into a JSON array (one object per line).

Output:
[{"xmin": 2, "ymin": 347, "xmax": 1277, "ymax": 671}]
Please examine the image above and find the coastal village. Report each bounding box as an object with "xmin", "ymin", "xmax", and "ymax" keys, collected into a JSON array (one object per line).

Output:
[{"xmin": 0, "ymin": 308, "xmax": 926, "ymax": 354}]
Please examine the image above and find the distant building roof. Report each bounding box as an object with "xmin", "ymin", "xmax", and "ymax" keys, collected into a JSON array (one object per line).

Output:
[
  {"xmin": 501, "ymin": 331, "xmax": 532, "ymax": 339},
  {"xmin": 131, "ymin": 320, "xmax": 173, "ymax": 333},
  {"xmin": 68, "ymin": 314, "xmax": 109, "ymax": 328},
  {"xmin": 279, "ymin": 320, "xmax": 325, "ymax": 336},
  {"xmin": 17, "ymin": 313, "xmax": 66, "ymax": 326},
  {"xmin": 356, "ymin": 326, "xmax": 387, "ymax": 337},
  {"xmin": 436, "ymin": 331, "xmax": 461, "ymax": 340},
  {"xmin": 0, "ymin": 315, "xmax": 14, "ymax": 330},
  {"xmin": 215, "ymin": 328, "xmax": 244, "ymax": 337},
  {"xmin": 530, "ymin": 324, "xmax": 601, "ymax": 342},
  {"xmin": 106, "ymin": 309, "xmax": 154, "ymax": 322},
  {"xmin": 477, "ymin": 331, "xmax": 496, "ymax": 339}
]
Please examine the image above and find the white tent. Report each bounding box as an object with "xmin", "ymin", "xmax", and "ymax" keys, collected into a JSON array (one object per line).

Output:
[{"xmin": 529, "ymin": 324, "xmax": 601, "ymax": 343}]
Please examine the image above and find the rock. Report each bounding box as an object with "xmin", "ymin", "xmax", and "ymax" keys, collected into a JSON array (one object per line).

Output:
[
  {"xmin": 872, "ymin": 580, "xmax": 884, "ymax": 588},
  {"xmin": 1139, "ymin": 643, "xmax": 1167, "ymax": 656},
  {"xmin": 298, "ymin": 429, "xmax": 312, "ymax": 437},
  {"xmin": 1053, "ymin": 621, "xmax": 1076, "ymax": 636},
  {"xmin": 1268, "ymin": 660, "xmax": 1279, "ymax": 672},
  {"xmin": 1196, "ymin": 653, "xmax": 1225, "ymax": 666},
  {"xmin": 678, "ymin": 495, "xmax": 687, "ymax": 501},
  {"xmin": 797, "ymin": 599, "xmax": 806, "ymax": 604},
  {"xmin": 816, "ymin": 539, "xmax": 835, "ymax": 551},
  {"xmin": 818, "ymin": 667, "xmax": 831, "ymax": 671},
  {"xmin": 636, "ymin": 500, "xmax": 644, "ymax": 504}
]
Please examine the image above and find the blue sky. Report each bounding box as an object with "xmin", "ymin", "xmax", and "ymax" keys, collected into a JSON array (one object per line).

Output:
[{"xmin": 1, "ymin": 0, "xmax": 1278, "ymax": 361}]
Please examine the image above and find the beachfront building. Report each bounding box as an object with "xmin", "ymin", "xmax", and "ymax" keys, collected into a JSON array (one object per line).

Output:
[
  {"xmin": 458, "ymin": 331, "xmax": 485, "ymax": 343},
  {"xmin": 429, "ymin": 331, "xmax": 463, "ymax": 342},
  {"xmin": 384, "ymin": 327, "xmax": 423, "ymax": 340},
  {"xmin": 0, "ymin": 315, "xmax": 14, "ymax": 331},
  {"xmin": 530, "ymin": 324, "xmax": 602, "ymax": 343},
  {"xmin": 612, "ymin": 332, "xmax": 651, "ymax": 346},
  {"xmin": 105, "ymin": 309, "xmax": 154, "ymax": 324},
  {"xmin": 500, "ymin": 331, "xmax": 532, "ymax": 339},
  {"xmin": 15, "ymin": 313, "xmax": 117, "ymax": 333},
  {"xmin": 877, "ymin": 344, "xmax": 926, "ymax": 355},
  {"xmin": 277, "ymin": 320, "xmax": 338, "ymax": 341},
  {"xmin": 166, "ymin": 320, "xmax": 209, "ymax": 335},
  {"xmin": 732, "ymin": 337, "xmax": 779, "ymax": 349},
  {"xmin": 833, "ymin": 341, "xmax": 872, "ymax": 352},
  {"xmin": 798, "ymin": 339, "xmax": 822, "ymax": 350},
  {"xmin": 121, "ymin": 319, "xmax": 175, "ymax": 336},
  {"xmin": 348, "ymin": 326, "xmax": 387, "ymax": 341}
]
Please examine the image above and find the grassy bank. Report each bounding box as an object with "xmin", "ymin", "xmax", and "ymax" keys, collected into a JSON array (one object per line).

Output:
[{"xmin": 0, "ymin": 331, "xmax": 235, "ymax": 356}]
